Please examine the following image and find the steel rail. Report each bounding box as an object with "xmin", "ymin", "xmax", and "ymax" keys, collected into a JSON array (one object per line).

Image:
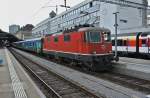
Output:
[
  {"xmin": 10, "ymin": 48, "xmax": 62, "ymax": 98},
  {"xmin": 10, "ymin": 48, "xmax": 102, "ymax": 98}
]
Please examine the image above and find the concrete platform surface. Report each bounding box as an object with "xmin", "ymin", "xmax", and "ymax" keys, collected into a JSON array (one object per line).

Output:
[
  {"xmin": 0, "ymin": 48, "xmax": 45, "ymax": 98},
  {"xmin": 113, "ymin": 57, "xmax": 150, "ymax": 81},
  {"xmin": 119, "ymin": 57, "xmax": 150, "ymax": 65},
  {"xmin": 13, "ymin": 48, "xmax": 150, "ymax": 98}
]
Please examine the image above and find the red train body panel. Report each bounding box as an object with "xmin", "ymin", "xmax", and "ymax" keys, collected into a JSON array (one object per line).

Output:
[
  {"xmin": 43, "ymin": 31, "xmax": 112, "ymax": 55},
  {"xmin": 43, "ymin": 27, "xmax": 114, "ymax": 71}
]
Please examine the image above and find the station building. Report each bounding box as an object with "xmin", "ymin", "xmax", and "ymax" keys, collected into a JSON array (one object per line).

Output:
[
  {"xmin": 9, "ymin": 25, "xmax": 20, "ymax": 34},
  {"xmin": 32, "ymin": 0, "xmax": 148, "ymax": 37}
]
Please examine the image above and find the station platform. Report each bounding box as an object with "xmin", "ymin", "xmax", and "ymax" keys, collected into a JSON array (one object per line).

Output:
[
  {"xmin": 113, "ymin": 57, "xmax": 150, "ymax": 81},
  {"xmin": 13, "ymin": 48, "xmax": 149, "ymax": 98},
  {"xmin": 0, "ymin": 48, "xmax": 45, "ymax": 98}
]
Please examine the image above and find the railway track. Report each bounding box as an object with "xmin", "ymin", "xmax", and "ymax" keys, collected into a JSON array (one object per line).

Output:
[
  {"xmin": 44, "ymin": 56, "xmax": 150, "ymax": 94},
  {"xmin": 67, "ymin": 62, "xmax": 150, "ymax": 94},
  {"xmin": 9, "ymin": 48, "xmax": 102, "ymax": 98},
  {"xmin": 11, "ymin": 48, "xmax": 150, "ymax": 95},
  {"xmin": 94, "ymin": 72, "xmax": 150, "ymax": 94},
  {"xmin": 63, "ymin": 63, "xmax": 150, "ymax": 94}
]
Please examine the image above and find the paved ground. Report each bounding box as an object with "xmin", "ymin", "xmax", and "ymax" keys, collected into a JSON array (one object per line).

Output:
[
  {"xmin": 0, "ymin": 48, "xmax": 45, "ymax": 98},
  {"xmin": 119, "ymin": 57, "xmax": 150, "ymax": 65},
  {"xmin": 0, "ymin": 48, "xmax": 14, "ymax": 98},
  {"xmin": 13, "ymin": 48, "xmax": 150, "ymax": 98},
  {"xmin": 113, "ymin": 57, "xmax": 150, "ymax": 81}
]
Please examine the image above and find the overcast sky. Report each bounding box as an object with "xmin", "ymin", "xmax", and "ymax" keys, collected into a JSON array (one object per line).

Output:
[{"xmin": 0, "ymin": 0, "xmax": 149, "ymax": 32}]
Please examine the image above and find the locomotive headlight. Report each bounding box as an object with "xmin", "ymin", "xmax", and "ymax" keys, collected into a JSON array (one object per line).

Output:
[
  {"xmin": 93, "ymin": 51, "xmax": 97, "ymax": 54},
  {"xmin": 109, "ymin": 51, "xmax": 112, "ymax": 53}
]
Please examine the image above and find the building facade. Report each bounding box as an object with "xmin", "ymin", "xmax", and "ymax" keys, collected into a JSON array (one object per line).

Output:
[
  {"xmin": 14, "ymin": 31, "xmax": 32, "ymax": 40},
  {"xmin": 9, "ymin": 25, "xmax": 20, "ymax": 34},
  {"xmin": 32, "ymin": 0, "xmax": 148, "ymax": 37}
]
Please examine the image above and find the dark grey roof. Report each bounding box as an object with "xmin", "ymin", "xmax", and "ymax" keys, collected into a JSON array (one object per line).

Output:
[
  {"xmin": 0, "ymin": 31, "xmax": 19, "ymax": 42},
  {"xmin": 78, "ymin": 27, "xmax": 111, "ymax": 32}
]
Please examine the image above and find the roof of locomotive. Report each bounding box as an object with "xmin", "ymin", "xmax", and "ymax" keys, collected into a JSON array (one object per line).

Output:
[
  {"xmin": 44, "ymin": 27, "xmax": 111, "ymax": 37},
  {"xmin": 78, "ymin": 27, "xmax": 111, "ymax": 32}
]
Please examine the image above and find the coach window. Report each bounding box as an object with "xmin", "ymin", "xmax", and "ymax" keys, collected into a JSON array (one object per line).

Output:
[
  {"xmin": 117, "ymin": 40, "xmax": 123, "ymax": 46},
  {"xmin": 123, "ymin": 40, "xmax": 127, "ymax": 46},
  {"xmin": 142, "ymin": 39, "xmax": 147, "ymax": 47},
  {"xmin": 89, "ymin": 2, "xmax": 93, "ymax": 7},
  {"xmin": 112, "ymin": 40, "xmax": 115, "ymax": 46},
  {"xmin": 54, "ymin": 36, "xmax": 58, "ymax": 42},
  {"xmin": 64, "ymin": 35, "xmax": 71, "ymax": 42}
]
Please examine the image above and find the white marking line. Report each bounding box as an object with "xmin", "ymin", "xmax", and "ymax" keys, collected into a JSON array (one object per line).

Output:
[{"xmin": 5, "ymin": 48, "xmax": 27, "ymax": 98}]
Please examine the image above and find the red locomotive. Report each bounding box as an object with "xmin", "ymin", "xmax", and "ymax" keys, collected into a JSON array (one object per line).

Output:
[{"xmin": 43, "ymin": 27, "xmax": 114, "ymax": 71}]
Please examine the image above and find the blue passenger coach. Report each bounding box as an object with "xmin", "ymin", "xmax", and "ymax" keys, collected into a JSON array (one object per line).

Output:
[{"xmin": 13, "ymin": 38, "xmax": 42, "ymax": 53}]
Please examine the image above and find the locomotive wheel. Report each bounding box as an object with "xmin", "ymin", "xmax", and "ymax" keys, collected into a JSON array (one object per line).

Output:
[
  {"xmin": 70, "ymin": 60, "xmax": 76, "ymax": 66},
  {"xmin": 115, "ymin": 56, "xmax": 119, "ymax": 62},
  {"xmin": 83, "ymin": 62, "xmax": 95, "ymax": 71},
  {"xmin": 90, "ymin": 63, "xmax": 96, "ymax": 72}
]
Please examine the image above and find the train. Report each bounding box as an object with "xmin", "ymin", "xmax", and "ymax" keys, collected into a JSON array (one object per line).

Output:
[
  {"xmin": 112, "ymin": 32, "xmax": 150, "ymax": 58},
  {"xmin": 13, "ymin": 27, "xmax": 114, "ymax": 71}
]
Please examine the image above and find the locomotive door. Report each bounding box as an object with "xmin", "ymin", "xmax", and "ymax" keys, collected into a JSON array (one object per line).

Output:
[
  {"xmin": 126, "ymin": 38, "xmax": 129, "ymax": 53},
  {"xmin": 148, "ymin": 38, "xmax": 150, "ymax": 54}
]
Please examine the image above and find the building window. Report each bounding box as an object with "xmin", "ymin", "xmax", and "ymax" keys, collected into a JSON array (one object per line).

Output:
[
  {"xmin": 89, "ymin": 2, "xmax": 93, "ymax": 7},
  {"xmin": 64, "ymin": 35, "xmax": 71, "ymax": 42},
  {"xmin": 54, "ymin": 36, "xmax": 58, "ymax": 42},
  {"xmin": 93, "ymin": 1, "xmax": 97, "ymax": 6}
]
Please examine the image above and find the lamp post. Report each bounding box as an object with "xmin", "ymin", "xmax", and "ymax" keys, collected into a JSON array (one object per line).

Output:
[{"xmin": 113, "ymin": 12, "xmax": 119, "ymax": 61}]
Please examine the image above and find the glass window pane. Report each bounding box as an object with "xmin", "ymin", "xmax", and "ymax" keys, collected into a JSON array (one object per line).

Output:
[
  {"xmin": 54, "ymin": 37, "xmax": 58, "ymax": 42},
  {"xmin": 90, "ymin": 32, "xmax": 100, "ymax": 42},
  {"xmin": 104, "ymin": 32, "xmax": 111, "ymax": 42},
  {"xmin": 64, "ymin": 35, "xmax": 71, "ymax": 42}
]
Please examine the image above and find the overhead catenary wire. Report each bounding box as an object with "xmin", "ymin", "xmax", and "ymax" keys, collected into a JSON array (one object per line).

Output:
[{"xmin": 31, "ymin": 0, "xmax": 52, "ymax": 18}]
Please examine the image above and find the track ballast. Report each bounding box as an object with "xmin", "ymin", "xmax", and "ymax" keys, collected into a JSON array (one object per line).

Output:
[{"xmin": 10, "ymin": 48, "xmax": 102, "ymax": 98}]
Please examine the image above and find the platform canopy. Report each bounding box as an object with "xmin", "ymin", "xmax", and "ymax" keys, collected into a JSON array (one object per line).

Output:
[{"xmin": 0, "ymin": 30, "xmax": 19, "ymax": 43}]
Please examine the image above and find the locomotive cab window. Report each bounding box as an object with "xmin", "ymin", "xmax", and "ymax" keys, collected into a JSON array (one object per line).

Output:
[
  {"xmin": 103, "ymin": 32, "xmax": 111, "ymax": 42},
  {"xmin": 85, "ymin": 32, "xmax": 101, "ymax": 43}
]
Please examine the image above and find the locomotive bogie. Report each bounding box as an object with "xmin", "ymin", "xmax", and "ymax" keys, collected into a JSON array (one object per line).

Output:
[{"xmin": 43, "ymin": 50, "xmax": 113, "ymax": 71}]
